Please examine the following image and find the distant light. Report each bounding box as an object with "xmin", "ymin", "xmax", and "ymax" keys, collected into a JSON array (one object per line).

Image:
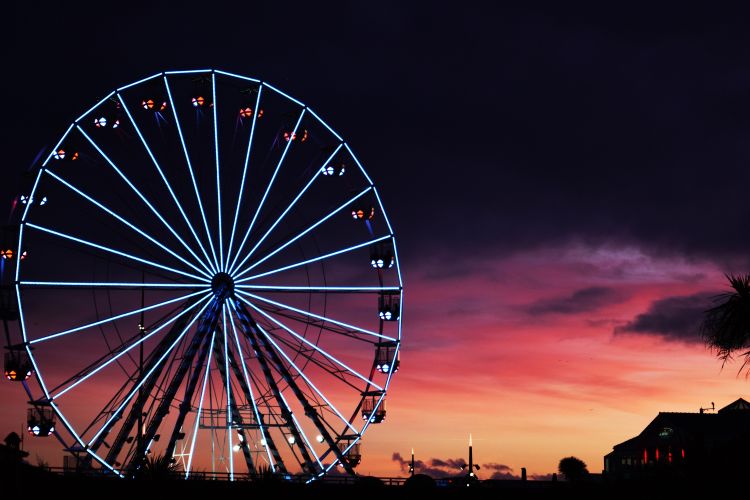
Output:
[
  {"xmin": 192, "ymin": 96, "xmax": 205, "ymax": 107},
  {"xmin": 232, "ymin": 444, "xmax": 241, "ymax": 452},
  {"xmin": 316, "ymin": 434, "xmax": 324, "ymax": 443},
  {"xmin": 288, "ymin": 436, "xmax": 296, "ymax": 445},
  {"xmin": 237, "ymin": 433, "xmax": 244, "ymax": 443},
  {"xmin": 260, "ymin": 439, "xmax": 267, "ymax": 447},
  {"xmin": 95, "ymin": 117, "xmax": 107, "ymax": 128}
]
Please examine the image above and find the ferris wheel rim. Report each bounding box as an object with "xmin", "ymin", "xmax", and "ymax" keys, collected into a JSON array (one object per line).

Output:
[{"xmin": 14, "ymin": 68, "xmax": 403, "ymax": 479}]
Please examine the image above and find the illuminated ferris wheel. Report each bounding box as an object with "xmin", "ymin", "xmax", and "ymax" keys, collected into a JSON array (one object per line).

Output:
[{"xmin": 3, "ymin": 69, "xmax": 402, "ymax": 479}]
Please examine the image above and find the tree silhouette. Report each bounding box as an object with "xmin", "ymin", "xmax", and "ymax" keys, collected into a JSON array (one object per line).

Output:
[
  {"xmin": 701, "ymin": 274, "xmax": 750, "ymax": 374},
  {"xmin": 558, "ymin": 456, "xmax": 588, "ymax": 482}
]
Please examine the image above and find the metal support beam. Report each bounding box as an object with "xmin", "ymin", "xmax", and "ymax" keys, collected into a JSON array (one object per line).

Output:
[{"xmin": 232, "ymin": 299, "xmax": 318, "ymax": 475}]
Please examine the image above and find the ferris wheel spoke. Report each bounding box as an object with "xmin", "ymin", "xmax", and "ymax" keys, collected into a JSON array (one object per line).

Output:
[
  {"xmin": 232, "ymin": 186, "xmax": 373, "ymax": 279},
  {"xmin": 226, "ymin": 85, "xmax": 263, "ymax": 273},
  {"xmin": 226, "ymin": 305, "xmax": 278, "ymax": 471},
  {"xmin": 75, "ymin": 125, "xmax": 214, "ymax": 276},
  {"xmin": 233, "ymin": 301, "xmax": 355, "ymax": 474},
  {"xmin": 164, "ymin": 75, "xmax": 221, "ymax": 272},
  {"xmin": 117, "ymin": 93, "xmax": 217, "ymax": 275},
  {"xmin": 28, "ymin": 290, "xmax": 206, "ymax": 345},
  {"xmin": 237, "ymin": 296, "xmax": 382, "ymax": 391},
  {"xmin": 253, "ymin": 320, "xmax": 359, "ymax": 435},
  {"xmin": 236, "ymin": 285, "xmax": 400, "ymax": 293},
  {"xmin": 236, "ymin": 234, "xmax": 391, "ymax": 284},
  {"xmin": 211, "ymin": 73, "xmax": 225, "ymax": 272},
  {"xmin": 235, "ymin": 290, "xmax": 395, "ymax": 342},
  {"xmin": 20, "ymin": 281, "xmax": 205, "ymax": 289},
  {"xmin": 25, "ymin": 222, "xmax": 210, "ymax": 283},
  {"xmin": 229, "ymin": 143, "xmax": 344, "ymax": 276},
  {"xmin": 227, "ymin": 107, "xmax": 307, "ymax": 275},
  {"xmin": 49, "ymin": 294, "xmax": 212, "ymax": 399},
  {"xmin": 230, "ymin": 300, "xmax": 319, "ymax": 474},
  {"xmin": 185, "ymin": 329, "xmax": 216, "ymax": 478},
  {"xmin": 267, "ymin": 330, "xmax": 362, "ymax": 392},
  {"xmin": 88, "ymin": 298, "xmax": 213, "ymax": 448},
  {"xmin": 134, "ymin": 302, "xmax": 220, "ymax": 472},
  {"xmin": 43, "ymin": 169, "xmax": 213, "ymax": 279}
]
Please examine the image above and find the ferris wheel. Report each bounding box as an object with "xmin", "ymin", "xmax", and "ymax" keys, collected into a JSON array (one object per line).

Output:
[{"xmin": 4, "ymin": 69, "xmax": 402, "ymax": 479}]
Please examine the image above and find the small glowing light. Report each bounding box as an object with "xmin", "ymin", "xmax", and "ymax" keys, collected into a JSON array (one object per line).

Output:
[
  {"xmin": 112, "ymin": 119, "xmax": 120, "ymax": 129},
  {"xmin": 287, "ymin": 436, "xmax": 296, "ymax": 445},
  {"xmin": 71, "ymin": 151, "xmax": 79, "ymax": 161},
  {"xmin": 94, "ymin": 117, "xmax": 107, "ymax": 128},
  {"xmin": 239, "ymin": 107, "xmax": 253, "ymax": 118},
  {"xmin": 142, "ymin": 99, "xmax": 154, "ymax": 110},
  {"xmin": 237, "ymin": 433, "xmax": 244, "ymax": 443},
  {"xmin": 316, "ymin": 434, "xmax": 324, "ymax": 443},
  {"xmin": 260, "ymin": 439, "xmax": 267, "ymax": 447},
  {"xmin": 53, "ymin": 149, "xmax": 66, "ymax": 160},
  {"xmin": 323, "ymin": 165, "xmax": 335, "ymax": 176},
  {"xmin": 40, "ymin": 196, "xmax": 48, "ymax": 206},
  {"xmin": 192, "ymin": 96, "xmax": 205, "ymax": 107},
  {"xmin": 381, "ymin": 363, "xmax": 390, "ymax": 373},
  {"xmin": 469, "ymin": 472, "xmax": 474, "ymax": 477},
  {"xmin": 232, "ymin": 444, "xmax": 241, "ymax": 452}
]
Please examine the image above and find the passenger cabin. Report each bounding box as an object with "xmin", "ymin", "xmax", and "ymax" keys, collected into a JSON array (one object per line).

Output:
[
  {"xmin": 375, "ymin": 342, "xmax": 399, "ymax": 374},
  {"xmin": 27, "ymin": 407, "xmax": 55, "ymax": 437},
  {"xmin": 4, "ymin": 351, "xmax": 33, "ymax": 381}
]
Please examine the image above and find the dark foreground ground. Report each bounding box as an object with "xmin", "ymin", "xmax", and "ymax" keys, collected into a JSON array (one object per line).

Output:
[{"xmin": 1, "ymin": 463, "xmax": 741, "ymax": 500}]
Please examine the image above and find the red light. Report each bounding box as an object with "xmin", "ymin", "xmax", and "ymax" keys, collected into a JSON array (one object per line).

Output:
[
  {"xmin": 681, "ymin": 448, "xmax": 685, "ymax": 459},
  {"xmin": 239, "ymin": 107, "xmax": 252, "ymax": 118},
  {"xmin": 643, "ymin": 449, "xmax": 648, "ymax": 462},
  {"xmin": 655, "ymin": 448, "xmax": 659, "ymax": 461},
  {"xmin": 142, "ymin": 99, "xmax": 154, "ymax": 110}
]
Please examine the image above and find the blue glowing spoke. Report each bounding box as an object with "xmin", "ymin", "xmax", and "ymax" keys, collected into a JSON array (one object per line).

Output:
[
  {"xmin": 222, "ymin": 305, "xmax": 233, "ymax": 480},
  {"xmin": 236, "ymin": 285, "xmax": 399, "ymax": 293},
  {"xmin": 118, "ymin": 94, "xmax": 216, "ymax": 275},
  {"xmin": 233, "ymin": 187, "xmax": 372, "ymax": 279},
  {"xmin": 21, "ymin": 281, "xmax": 204, "ymax": 289},
  {"xmin": 28, "ymin": 290, "xmax": 208, "ymax": 345},
  {"xmin": 253, "ymin": 320, "xmax": 358, "ymax": 434},
  {"xmin": 52, "ymin": 295, "xmax": 211, "ymax": 399},
  {"xmin": 228, "ymin": 301, "xmax": 321, "ymax": 470},
  {"xmin": 227, "ymin": 306, "xmax": 275, "ymax": 471},
  {"xmin": 75, "ymin": 91, "xmax": 115, "ymax": 123},
  {"xmin": 25, "ymin": 223, "xmax": 210, "ymax": 283},
  {"xmin": 164, "ymin": 69, "xmax": 212, "ymax": 75},
  {"xmin": 227, "ymin": 107, "xmax": 307, "ymax": 275},
  {"xmin": 230, "ymin": 144, "xmax": 343, "ymax": 277},
  {"xmin": 238, "ymin": 297, "xmax": 382, "ymax": 391},
  {"xmin": 116, "ymin": 72, "xmax": 162, "ymax": 92},
  {"xmin": 226, "ymin": 86, "xmax": 263, "ymax": 270},
  {"xmin": 236, "ymin": 234, "xmax": 390, "ymax": 284},
  {"xmin": 235, "ymin": 290, "xmax": 395, "ymax": 342},
  {"xmin": 373, "ymin": 187, "xmax": 404, "ymax": 286},
  {"xmin": 164, "ymin": 75, "xmax": 221, "ymax": 272},
  {"xmin": 45, "ymin": 169, "xmax": 212, "ymax": 279},
  {"xmin": 307, "ymin": 108, "xmax": 343, "ymax": 142},
  {"xmin": 88, "ymin": 298, "xmax": 213, "ymax": 447},
  {"xmin": 186, "ymin": 329, "xmax": 216, "ymax": 478},
  {"xmin": 42, "ymin": 123, "xmax": 75, "ymax": 167},
  {"xmin": 214, "ymin": 70, "xmax": 260, "ymax": 82},
  {"xmin": 344, "ymin": 143, "xmax": 374, "ymax": 185},
  {"xmin": 212, "ymin": 73, "xmax": 225, "ymax": 272},
  {"xmin": 76, "ymin": 125, "xmax": 215, "ymax": 274},
  {"xmin": 263, "ymin": 82, "xmax": 305, "ymax": 107}
]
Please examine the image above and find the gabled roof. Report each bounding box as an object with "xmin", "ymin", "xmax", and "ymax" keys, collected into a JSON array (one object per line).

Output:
[{"xmin": 718, "ymin": 398, "xmax": 750, "ymax": 413}]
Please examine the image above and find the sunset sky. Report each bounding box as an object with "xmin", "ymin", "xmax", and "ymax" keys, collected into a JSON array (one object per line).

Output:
[{"xmin": 4, "ymin": 3, "xmax": 750, "ymax": 479}]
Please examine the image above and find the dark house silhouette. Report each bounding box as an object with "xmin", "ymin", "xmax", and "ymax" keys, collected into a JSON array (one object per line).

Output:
[
  {"xmin": 0, "ymin": 432, "xmax": 28, "ymax": 464},
  {"xmin": 604, "ymin": 398, "xmax": 750, "ymax": 478}
]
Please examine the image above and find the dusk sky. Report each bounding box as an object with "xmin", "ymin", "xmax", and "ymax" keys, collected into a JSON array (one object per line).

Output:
[{"xmin": 3, "ymin": 3, "xmax": 750, "ymax": 478}]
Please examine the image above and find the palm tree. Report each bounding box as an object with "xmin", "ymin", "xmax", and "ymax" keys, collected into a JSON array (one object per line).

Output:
[{"xmin": 701, "ymin": 274, "xmax": 750, "ymax": 373}]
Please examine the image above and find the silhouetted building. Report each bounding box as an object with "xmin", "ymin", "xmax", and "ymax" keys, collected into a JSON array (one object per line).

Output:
[
  {"xmin": 0, "ymin": 432, "xmax": 28, "ymax": 464},
  {"xmin": 604, "ymin": 398, "xmax": 750, "ymax": 479}
]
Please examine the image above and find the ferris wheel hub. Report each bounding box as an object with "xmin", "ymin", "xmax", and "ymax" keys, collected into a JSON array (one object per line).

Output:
[{"xmin": 210, "ymin": 272, "xmax": 234, "ymax": 301}]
